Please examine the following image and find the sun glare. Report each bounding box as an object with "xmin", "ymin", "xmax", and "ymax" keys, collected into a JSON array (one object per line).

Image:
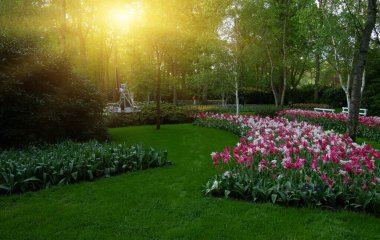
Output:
[{"xmin": 108, "ymin": 4, "xmax": 141, "ymax": 30}]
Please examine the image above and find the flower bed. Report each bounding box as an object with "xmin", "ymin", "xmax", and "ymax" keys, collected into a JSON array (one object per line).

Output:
[
  {"xmin": 0, "ymin": 141, "xmax": 169, "ymax": 195},
  {"xmin": 278, "ymin": 109, "xmax": 380, "ymax": 141},
  {"xmin": 195, "ymin": 113, "xmax": 380, "ymax": 213}
]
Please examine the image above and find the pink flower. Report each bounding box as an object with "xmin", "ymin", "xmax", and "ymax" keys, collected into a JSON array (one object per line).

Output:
[{"xmin": 311, "ymin": 160, "xmax": 318, "ymax": 172}]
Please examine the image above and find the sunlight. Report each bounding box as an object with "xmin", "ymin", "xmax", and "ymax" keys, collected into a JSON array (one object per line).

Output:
[{"xmin": 107, "ymin": 4, "xmax": 141, "ymax": 30}]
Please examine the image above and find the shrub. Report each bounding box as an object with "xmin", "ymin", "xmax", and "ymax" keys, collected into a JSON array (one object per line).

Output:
[
  {"xmin": 0, "ymin": 141, "xmax": 169, "ymax": 194},
  {"xmin": 0, "ymin": 56, "xmax": 107, "ymax": 148},
  {"xmin": 240, "ymin": 88, "xmax": 275, "ymax": 104},
  {"xmin": 289, "ymin": 103, "xmax": 333, "ymax": 110},
  {"xmin": 286, "ymin": 85, "xmax": 315, "ymax": 104},
  {"xmin": 195, "ymin": 113, "xmax": 380, "ymax": 214},
  {"xmin": 319, "ymin": 88, "xmax": 346, "ymax": 107},
  {"xmin": 250, "ymin": 105, "xmax": 284, "ymax": 117},
  {"xmin": 106, "ymin": 104, "xmax": 199, "ymax": 127},
  {"xmin": 195, "ymin": 104, "xmax": 283, "ymax": 117}
]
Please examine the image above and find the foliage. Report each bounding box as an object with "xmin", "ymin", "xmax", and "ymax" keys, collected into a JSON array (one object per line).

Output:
[
  {"xmin": 240, "ymin": 89, "xmax": 276, "ymax": 105},
  {"xmin": 195, "ymin": 104, "xmax": 283, "ymax": 117},
  {"xmin": 196, "ymin": 113, "xmax": 380, "ymax": 214},
  {"xmin": 279, "ymin": 110, "xmax": 380, "ymax": 141},
  {"xmin": 0, "ymin": 141, "xmax": 169, "ymax": 195},
  {"xmin": 0, "ymin": 34, "xmax": 107, "ymax": 148},
  {"xmin": 107, "ymin": 103, "xmax": 284, "ymax": 128},
  {"xmin": 286, "ymin": 85, "xmax": 316, "ymax": 104},
  {"xmin": 0, "ymin": 1, "xmax": 379, "ymax": 114},
  {"xmin": 289, "ymin": 103, "xmax": 332, "ymax": 110},
  {"xmin": 106, "ymin": 104, "xmax": 199, "ymax": 127},
  {"xmin": 364, "ymin": 47, "xmax": 380, "ymax": 115},
  {"xmin": 250, "ymin": 105, "xmax": 285, "ymax": 117},
  {"xmin": 319, "ymin": 88, "xmax": 347, "ymax": 107}
]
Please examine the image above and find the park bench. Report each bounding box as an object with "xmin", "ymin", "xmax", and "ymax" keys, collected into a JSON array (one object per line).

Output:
[
  {"xmin": 314, "ymin": 108, "xmax": 335, "ymax": 113},
  {"xmin": 342, "ymin": 107, "xmax": 368, "ymax": 116}
]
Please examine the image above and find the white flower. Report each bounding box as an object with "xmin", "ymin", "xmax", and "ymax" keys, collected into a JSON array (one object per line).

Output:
[
  {"xmin": 339, "ymin": 170, "xmax": 347, "ymax": 175},
  {"xmin": 211, "ymin": 180, "xmax": 219, "ymax": 190},
  {"xmin": 223, "ymin": 171, "xmax": 230, "ymax": 178}
]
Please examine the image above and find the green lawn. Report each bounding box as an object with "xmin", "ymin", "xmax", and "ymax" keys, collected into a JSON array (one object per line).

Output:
[
  {"xmin": 0, "ymin": 124, "xmax": 379, "ymax": 239},
  {"xmin": 357, "ymin": 137, "xmax": 380, "ymax": 150}
]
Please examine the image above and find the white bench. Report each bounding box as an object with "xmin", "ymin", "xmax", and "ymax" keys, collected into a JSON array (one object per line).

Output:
[
  {"xmin": 342, "ymin": 107, "xmax": 367, "ymax": 116},
  {"xmin": 314, "ymin": 108, "xmax": 335, "ymax": 113}
]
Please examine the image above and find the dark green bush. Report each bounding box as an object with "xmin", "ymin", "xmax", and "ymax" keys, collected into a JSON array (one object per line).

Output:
[
  {"xmin": 0, "ymin": 33, "xmax": 108, "ymax": 148},
  {"xmin": 194, "ymin": 104, "xmax": 282, "ymax": 117},
  {"xmin": 319, "ymin": 88, "xmax": 346, "ymax": 107},
  {"xmin": 251, "ymin": 105, "xmax": 284, "ymax": 117},
  {"xmin": 0, "ymin": 141, "xmax": 169, "ymax": 194},
  {"xmin": 240, "ymin": 88, "xmax": 275, "ymax": 104},
  {"xmin": 289, "ymin": 103, "xmax": 333, "ymax": 110},
  {"xmin": 106, "ymin": 104, "xmax": 199, "ymax": 127},
  {"xmin": 286, "ymin": 85, "xmax": 315, "ymax": 104},
  {"xmin": 364, "ymin": 47, "xmax": 380, "ymax": 115}
]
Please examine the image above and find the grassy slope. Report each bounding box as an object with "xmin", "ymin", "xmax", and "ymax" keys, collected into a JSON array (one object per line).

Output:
[{"xmin": 0, "ymin": 124, "xmax": 379, "ymax": 240}]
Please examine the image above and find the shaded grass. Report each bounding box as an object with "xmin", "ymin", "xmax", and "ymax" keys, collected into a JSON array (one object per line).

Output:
[
  {"xmin": 357, "ymin": 137, "xmax": 380, "ymax": 150},
  {"xmin": 0, "ymin": 124, "xmax": 379, "ymax": 239}
]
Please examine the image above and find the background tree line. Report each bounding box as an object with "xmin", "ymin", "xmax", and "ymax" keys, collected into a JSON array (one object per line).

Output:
[{"xmin": 0, "ymin": 0, "xmax": 379, "ymax": 136}]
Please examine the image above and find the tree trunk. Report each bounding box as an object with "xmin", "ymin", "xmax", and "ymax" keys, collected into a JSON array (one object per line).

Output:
[
  {"xmin": 79, "ymin": 37, "xmax": 87, "ymax": 76},
  {"xmin": 61, "ymin": 0, "xmax": 67, "ymax": 55},
  {"xmin": 146, "ymin": 92, "xmax": 150, "ymax": 104},
  {"xmin": 235, "ymin": 75, "xmax": 239, "ymax": 116},
  {"xmin": 98, "ymin": 35, "xmax": 104, "ymax": 89},
  {"xmin": 266, "ymin": 45, "xmax": 278, "ymax": 106},
  {"xmin": 314, "ymin": 53, "xmax": 320, "ymax": 102},
  {"xmin": 348, "ymin": 0, "xmax": 377, "ymax": 140},
  {"xmin": 280, "ymin": 6, "xmax": 288, "ymax": 106},
  {"xmin": 172, "ymin": 58, "xmax": 177, "ymax": 105},
  {"xmin": 155, "ymin": 49, "xmax": 161, "ymax": 130},
  {"xmin": 221, "ymin": 92, "xmax": 225, "ymax": 106},
  {"xmin": 172, "ymin": 83, "xmax": 177, "ymax": 105},
  {"xmin": 114, "ymin": 42, "xmax": 119, "ymax": 94}
]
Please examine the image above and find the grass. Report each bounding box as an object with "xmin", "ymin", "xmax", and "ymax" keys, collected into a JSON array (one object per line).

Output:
[
  {"xmin": 0, "ymin": 124, "xmax": 379, "ymax": 239},
  {"xmin": 357, "ymin": 137, "xmax": 380, "ymax": 150}
]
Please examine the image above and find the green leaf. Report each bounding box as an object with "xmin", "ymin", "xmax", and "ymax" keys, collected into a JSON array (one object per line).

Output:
[
  {"xmin": 23, "ymin": 177, "xmax": 40, "ymax": 182},
  {"xmin": 271, "ymin": 194, "xmax": 278, "ymax": 204}
]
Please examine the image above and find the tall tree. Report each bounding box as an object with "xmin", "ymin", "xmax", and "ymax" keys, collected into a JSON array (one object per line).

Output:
[{"xmin": 348, "ymin": 0, "xmax": 377, "ymax": 140}]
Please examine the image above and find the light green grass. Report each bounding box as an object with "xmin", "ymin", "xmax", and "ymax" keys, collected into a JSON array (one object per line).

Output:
[{"xmin": 0, "ymin": 124, "xmax": 379, "ymax": 239}]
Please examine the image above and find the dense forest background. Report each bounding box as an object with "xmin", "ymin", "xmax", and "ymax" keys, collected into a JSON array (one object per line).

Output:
[{"xmin": 1, "ymin": 0, "xmax": 379, "ymax": 111}]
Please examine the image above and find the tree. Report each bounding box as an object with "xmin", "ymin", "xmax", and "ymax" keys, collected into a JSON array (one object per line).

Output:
[{"xmin": 348, "ymin": 0, "xmax": 377, "ymax": 140}]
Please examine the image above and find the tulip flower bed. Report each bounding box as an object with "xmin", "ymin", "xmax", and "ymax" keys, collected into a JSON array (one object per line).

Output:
[
  {"xmin": 0, "ymin": 141, "xmax": 169, "ymax": 195},
  {"xmin": 278, "ymin": 109, "xmax": 380, "ymax": 141},
  {"xmin": 195, "ymin": 113, "xmax": 380, "ymax": 214}
]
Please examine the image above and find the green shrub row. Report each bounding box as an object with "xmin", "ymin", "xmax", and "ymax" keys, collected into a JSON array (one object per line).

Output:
[
  {"xmin": 196, "ymin": 104, "xmax": 283, "ymax": 117},
  {"xmin": 106, "ymin": 104, "xmax": 199, "ymax": 127},
  {"xmin": 0, "ymin": 141, "xmax": 169, "ymax": 194},
  {"xmin": 289, "ymin": 103, "xmax": 332, "ymax": 110}
]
